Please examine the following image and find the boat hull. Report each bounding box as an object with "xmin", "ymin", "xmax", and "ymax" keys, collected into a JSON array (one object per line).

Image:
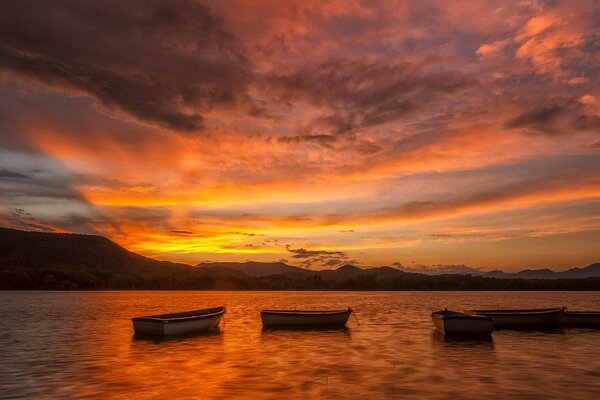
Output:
[
  {"xmin": 261, "ymin": 309, "xmax": 352, "ymax": 328},
  {"xmin": 431, "ymin": 311, "xmax": 493, "ymax": 336},
  {"xmin": 470, "ymin": 307, "xmax": 564, "ymax": 329},
  {"xmin": 132, "ymin": 307, "xmax": 225, "ymax": 336},
  {"xmin": 133, "ymin": 315, "xmax": 222, "ymax": 336},
  {"xmin": 561, "ymin": 312, "xmax": 600, "ymax": 328}
]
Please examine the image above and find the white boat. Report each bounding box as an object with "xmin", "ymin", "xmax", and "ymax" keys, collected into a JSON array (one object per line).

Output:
[
  {"xmin": 469, "ymin": 307, "xmax": 564, "ymax": 329},
  {"xmin": 431, "ymin": 309, "xmax": 493, "ymax": 336},
  {"xmin": 261, "ymin": 308, "xmax": 352, "ymax": 328},
  {"xmin": 132, "ymin": 306, "xmax": 225, "ymax": 336},
  {"xmin": 561, "ymin": 311, "xmax": 600, "ymax": 328}
]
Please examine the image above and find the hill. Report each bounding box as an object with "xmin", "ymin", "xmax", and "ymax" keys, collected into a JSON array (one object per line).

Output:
[
  {"xmin": 0, "ymin": 227, "xmax": 204, "ymax": 289},
  {"xmin": 0, "ymin": 227, "xmax": 190, "ymax": 272},
  {"xmin": 196, "ymin": 261, "xmax": 308, "ymax": 277},
  {"xmin": 484, "ymin": 263, "xmax": 600, "ymax": 279}
]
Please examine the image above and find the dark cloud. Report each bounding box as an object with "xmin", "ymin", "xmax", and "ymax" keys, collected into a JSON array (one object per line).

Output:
[
  {"xmin": 170, "ymin": 230, "xmax": 194, "ymax": 235},
  {"xmin": 0, "ymin": 0, "xmax": 250, "ymax": 132},
  {"xmin": 278, "ymin": 134, "xmax": 339, "ymax": 148},
  {"xmin": 1, "ymin": 207, "xmax": 101, "ymax": 234},
  {"xmin": 286, "ymin": 245, "xmax": 351, "ymax": 269},
  {"xmin": 278, "ymin": 132, "xmax": 383, "ymax": 154},
  {"xmin": 0, "ymin": 153, "xmax": 118, "ymax": 235},
  {"xmin": 266, "ymin": 59, "xmax": 476, "ymax": 134},
  {"xmin": 227, "ymin": 231, "xmax": 264, "ymax": 236},
  {"xmin": 505, "ymin": 99, "xmax": 600, "ymax": 135},
  {"xmin": 0, "ymin": 169, "xmax": 30, "ymax": 179},
  {"xmin": 0, "ymin": 169, "xmax": 82, "ymax": 202},
  {"xmin": 0, "ymin": 214, "xmax": 55, "ymax": 232},
  {"xmin": 11, "ymin": 208, "xmax": 31, "ymax": 217},
  {"xmin": 286, "ymin": 247, "xmax": 346, "ymax": 259}
]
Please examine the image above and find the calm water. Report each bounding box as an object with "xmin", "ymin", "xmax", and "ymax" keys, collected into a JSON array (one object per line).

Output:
[{"xmin": 1, "ymin": 291, "xmax": 599, "ymax": 399}]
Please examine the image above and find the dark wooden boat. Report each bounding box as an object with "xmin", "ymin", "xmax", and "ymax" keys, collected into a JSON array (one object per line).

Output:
[
  {"xmin": 561, "ymin": 311, "xmax": 600, "ymax": 328},
  {"xmin": 431, "ymin": 309, "xmax": 493, "ymax": 336},
  {"xmin": 469, "ymin": 307, "xmax": 565, "ymax": 329},
  {"xmin": 132, "ymin": 306, "xmax": 225, "ymax": 336},
  {"xmin": 261, "ymin": 308, "xmax": 352, "ymax": 328}
]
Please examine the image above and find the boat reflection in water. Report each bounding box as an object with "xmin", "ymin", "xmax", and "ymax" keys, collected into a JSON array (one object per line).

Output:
[
  {"xmin": 133, "ymin": 327, "xmax": 223, "ymax": 342},
  {"xmin": 431, "ymin": 330, "xmax": 494, "ymax": 344}
]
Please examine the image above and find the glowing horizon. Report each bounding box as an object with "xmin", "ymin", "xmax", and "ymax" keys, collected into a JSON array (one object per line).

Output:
[{"xmin": 1, "ymin": 0, "xmax": 599, "ymax": 272}]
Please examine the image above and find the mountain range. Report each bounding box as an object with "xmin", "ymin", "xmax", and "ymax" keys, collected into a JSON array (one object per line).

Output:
[
  {"xmin": 483, "ymin": 265, "xmax": 600, "ymax": 279},
  {"xmin": 1, "ymin": 227, "xmax": 599, "ymax": 290},
  {"xmin": 198, "ymin": 261, "xmax": 600, "ymax": 280}
]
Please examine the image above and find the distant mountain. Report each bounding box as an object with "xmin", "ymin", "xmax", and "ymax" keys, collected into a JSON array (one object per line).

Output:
[
  {"xmin": 484, "ymin": 263, "xmax": 600, "ymax": 279},
  {"xmin": 0, "ymin": 227, "xmax": 200, "ymax": 289},
  {"xmin": 319, "ymin": 264, "xmax": 364, "ymax": 279},
  {"xmin": 196, "ymin": 261, "xmax": 308, "ymax": 277},
  {"xmin": 0, "ymin": 227, "xmax": 190, "ymax": 273},
  {"xmin": 1, "ymin": 227, "xmax": 599, "ymax": 290},
  {"xmin": 560, "ymin": 263, "xmax": 600, "ymax": 279}
]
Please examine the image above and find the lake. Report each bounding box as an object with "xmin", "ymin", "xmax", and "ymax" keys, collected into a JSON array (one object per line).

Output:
[{"xmin": 1, "ymin": 291, "xmax": 599, "ymax": 399}]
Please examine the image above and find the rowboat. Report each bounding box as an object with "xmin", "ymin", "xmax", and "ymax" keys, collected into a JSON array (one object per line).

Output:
[
  {"xmin": 132, "ymin": 306, "xmax": 225, "ymax": 336},
  {"xmin": 561, "ymin": 311, "xmax": 600, "ymax": 328},
  {"xmin": 431, "ymin": 309, "xmax": 493, "ymax": 336},
  {"xmin": 469, "ymin": 307, "xmax": 565, "ymax": 329},
  {"xmin": 261, "ymin": 308, "xmax": 352, "ymax": 328}
]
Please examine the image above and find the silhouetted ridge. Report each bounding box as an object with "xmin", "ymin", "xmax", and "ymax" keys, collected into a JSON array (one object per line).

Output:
[
  {"xmin": 483, "ymin": 263, "xmax": 600, "ymax": 279},
  {"xmin": 337, "ymin": 264, "xmax": 362, "ymax": 272},
  {"xmin": 196, "ymin": 261, "xmax": 307, "ymax": 277},
  {"xmin": 0, "ymin": 227, "xmax": 188, "ymax": 272}
]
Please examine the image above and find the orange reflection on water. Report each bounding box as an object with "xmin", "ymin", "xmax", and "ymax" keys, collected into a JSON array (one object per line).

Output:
[{"xmin": 3, "ymin": 291, "xmax": 600, "ymax": 399}]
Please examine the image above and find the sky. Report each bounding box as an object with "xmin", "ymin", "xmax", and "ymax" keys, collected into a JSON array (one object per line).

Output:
[{"xmin": 0, "ymin": 0, "xmax": 599, "ymax": 272}]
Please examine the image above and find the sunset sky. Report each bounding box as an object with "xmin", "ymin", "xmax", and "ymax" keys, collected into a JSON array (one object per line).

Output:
[{"xmin": 1, "ymin": 0, "xmax": 599, "ymax": 272}]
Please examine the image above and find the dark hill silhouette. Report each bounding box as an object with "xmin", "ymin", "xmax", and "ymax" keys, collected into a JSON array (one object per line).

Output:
[
  {"xmin": 564, "ymin": 263, "xmax": 600, "ymax": 278},
  {"xmin": 1, "ymin": 227, "xmax": 599, "ymax": 290},
  {"xmin": 0, "ymin": 227, "xmax": 190, "ymax": 273},
  {"xmin": 0, "ymin": 227, "xmax": 202, "ymax": 289},
  {"xmin": 319, "ymin": 264, "xmax": 363, "ymax": 279},
  {"xmin": 484, "ymin": 263, "xmax": 600, "ymax": 279},
  {"xmin": 196, "ymin": 261, "xmax": 307, "ymax": 277}
]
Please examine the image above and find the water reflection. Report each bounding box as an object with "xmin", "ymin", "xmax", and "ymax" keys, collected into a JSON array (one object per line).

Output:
[
  {"xmin": 2, "ymin": 291, "xmax": 599, "ymax": 399},
  {"xmin": 431, "ymin": 330, "xmax": 494, "ymax": 344},
  {"xmin": 132, "ymin": 327, "xmax": 223, "ymax": 342},
  {"xmin": 259, "ymin": 327, "xmax": 352, "ymax": 351},
  {"xmin": 261, "ymin": 326, "xmax": 351, "ymax": 333}
]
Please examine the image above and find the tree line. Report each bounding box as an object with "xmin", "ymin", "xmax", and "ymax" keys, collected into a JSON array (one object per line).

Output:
[{"xmin": 2, "ymin": 266, "xmax": 599, "ymax": 291}]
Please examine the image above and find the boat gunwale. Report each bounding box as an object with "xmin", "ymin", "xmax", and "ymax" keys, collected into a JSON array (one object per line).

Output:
[
  {"xmin": 563, "ymin": 311, "xmax": 600, "ymax": 315},
  {"xmin": 469, "ymin": 307, "xmax": 565, "ymax": 316},
  {"xmin": 260, "ymin": 308, "xmax": 352, "ymax": 316},
  {"xmin": 132, "ymin": 307, "xmax": 226, "ymax": 323},
  {"xmin": 431, "ymin": 311, "xmax": 492, "ymax": 321}
]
